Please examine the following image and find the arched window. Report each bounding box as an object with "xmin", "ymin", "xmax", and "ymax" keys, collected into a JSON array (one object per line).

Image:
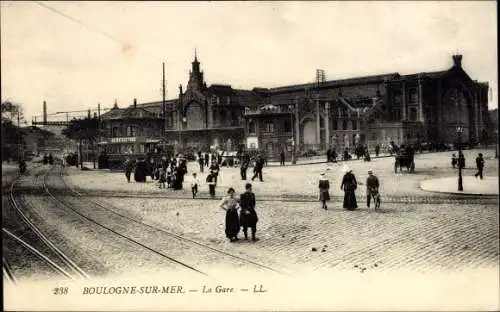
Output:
[
  {"xmin": 342, "ymin": 119, "xmax": 348, "ymax": 130},
  {"xmin": 409, "ymin": 89, "xmax": 418, "ymax": 104},
  {"xmin": 351, "ymin": 120, "xmax": 357, "ymax": 130}
]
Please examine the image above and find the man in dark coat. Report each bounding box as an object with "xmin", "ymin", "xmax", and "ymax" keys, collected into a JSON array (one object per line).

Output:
[
  {"xmin": 280, "ymin": 150, "xmax": 286, "ymax": 166},
  {"xmin": 474, "ymin": 153, "xmax": 485, "ymax": 179},
  {"xmin": 239, "ymin": 183, "xmax": 258, "ymax": 241},
  {"xmin": 123, "ymin": 157, "xmax": 134, "ymax": 183},
  {"xmin": 209, "ymin": 160, "xmax": 220, "ymax": 184},
  {"xmin": 240, "ymin": 154, "xmax": 249, "ymax": 180},
  {"xmin": 251, "ymin": 154, "xmax": 264, "ymax": 182},
  {"xmin": 375, "ymin": 144, "xmax": 380, "ymax": 157},
  {"xmin": 204, "ymin": 153, "xmax": 209, "ymax": 167},
  {"xmin": 198, "ymin": 153, "xmax": 204, "ymax": 173}
]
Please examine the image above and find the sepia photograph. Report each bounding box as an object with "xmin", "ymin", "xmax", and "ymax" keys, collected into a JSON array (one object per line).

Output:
[{"xmin": 1, "ymin": 1, "xmax": 498, "ymax": 311}]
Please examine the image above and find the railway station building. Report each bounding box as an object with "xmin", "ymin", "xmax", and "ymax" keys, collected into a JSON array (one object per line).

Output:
[{"xmin": 99, "ymin": 54, "xmax": 490, "ymax": 160}]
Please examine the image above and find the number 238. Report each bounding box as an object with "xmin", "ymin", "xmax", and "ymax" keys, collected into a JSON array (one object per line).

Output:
[{"xmin": 53, "ymin": 287, "xmax": 69, "ymax": 295}]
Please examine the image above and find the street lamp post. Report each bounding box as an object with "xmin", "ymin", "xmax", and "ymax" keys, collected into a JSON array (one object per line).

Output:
[
  {"xmin": 457, "ymin": 126, "xmax": 464, "ymax": 191},
  {"xmin": 288, "ymin": 104, "xmax": 296, "ymax": 164}
]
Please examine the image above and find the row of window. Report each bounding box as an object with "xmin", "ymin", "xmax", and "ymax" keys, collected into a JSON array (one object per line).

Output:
[{"xmin": 110, "ymin": 125, "xmax": 157, "ymax": 137}]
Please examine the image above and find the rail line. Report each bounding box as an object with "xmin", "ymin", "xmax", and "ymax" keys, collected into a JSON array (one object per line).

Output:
[
  {"xmin": 3, "ymin": 256, "xmax": 17, "ymax": 284},
  {"xmin": 2, "ymin": 228, "xmax": 75, "ymax": 279},
  {"xmin": 41, "ymin": 169, "xmax": 208, "ymax": 276},
  {"xmin": 52, "ymin": 165, "xmax": 285, "ymax": 275},
  {"xmin": 7, "ymin": 165, "xmax": 90, "ymax": 281}
]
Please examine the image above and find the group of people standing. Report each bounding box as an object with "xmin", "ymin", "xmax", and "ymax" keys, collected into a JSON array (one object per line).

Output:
[
  {"xmin": 317, "ymin": 165, "xmax": 380, "ymax": 211},
  {"xmin": 219, "ymin": 183, "xmax": 259, "ymax": 242}
]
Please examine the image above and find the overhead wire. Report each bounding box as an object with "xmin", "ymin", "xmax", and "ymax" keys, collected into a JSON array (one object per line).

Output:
[{"xmin": 33, "ymin": 1, "xmax": 163, "ymax": 62}]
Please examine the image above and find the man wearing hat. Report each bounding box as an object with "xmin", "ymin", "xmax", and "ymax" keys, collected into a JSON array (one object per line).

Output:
[{"xmin": 366, "ymin": 169, "xmax": 380, "ymax": 210}]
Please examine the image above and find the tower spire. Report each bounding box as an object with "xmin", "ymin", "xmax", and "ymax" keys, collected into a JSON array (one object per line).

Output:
[{"xmin": 194, "ymin": 48, "xmax": 197, "ymax": 61}]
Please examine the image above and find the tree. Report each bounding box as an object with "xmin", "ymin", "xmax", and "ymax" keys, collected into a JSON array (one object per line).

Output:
[
  {"xmin": 62, "ymin": 116, "xmax": 102, "ymax": 168},
  {"xmin": 1, "ymin": 101, "xmax": 27, "ymax": 161}
]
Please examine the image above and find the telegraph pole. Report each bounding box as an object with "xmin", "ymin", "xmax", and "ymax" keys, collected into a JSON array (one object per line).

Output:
[{"xmin": 163, "ymin": 62, "xmax": 166, "ymax": 137}]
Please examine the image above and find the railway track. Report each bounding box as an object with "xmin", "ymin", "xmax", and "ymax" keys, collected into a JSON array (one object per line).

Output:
[
  {"xmin": 4, "ymin": 165, "xmax": 89, "ymax": 282},
  {"xmin": 45, "ymin": 165, "xmax": 285, "ymax": 276}
]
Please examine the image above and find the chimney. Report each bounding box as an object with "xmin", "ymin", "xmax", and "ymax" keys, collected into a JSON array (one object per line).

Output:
[
  {"xmin": 179, "ymin": 84, "xmax": 183, "ymax": 96},
  {"xmin": 452, "ymin": 54, "xmax": 462, "ymax": 68},
  {"xmin": 88, "ymin": 109, "xmax": 91, "ymax": 119},
  {"xmin": 43, "ymin": 101, "xmax": 47, "ymax": 124},
  {"xmin": 113, "ymin": 99, "xmax": 118, "ymax": 109},
  {"xmin": 133, "ymin": 98, "xmax": 137, "ymax": 107}
]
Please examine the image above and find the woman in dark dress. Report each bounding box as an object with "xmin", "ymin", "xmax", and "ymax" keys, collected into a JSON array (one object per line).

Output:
[
  {"xmin": 341, "ymin": 166, "xmax": 358, "ymax": 210},
  {"xmin": 219, "ymin": 188, "xmax": 240, "ymax": 242}
]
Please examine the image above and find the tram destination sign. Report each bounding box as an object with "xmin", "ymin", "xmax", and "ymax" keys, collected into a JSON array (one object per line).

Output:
[{"xmin": 110, "ymin": 137, "xmax": 136, "ymax": 143}]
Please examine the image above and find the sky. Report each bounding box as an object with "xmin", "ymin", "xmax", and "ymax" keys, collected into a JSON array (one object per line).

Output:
[{"xmin": 1, "ymin": 1, "xmax": 497, "ymax": 124}]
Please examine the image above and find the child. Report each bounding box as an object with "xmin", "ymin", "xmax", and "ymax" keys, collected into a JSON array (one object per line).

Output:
[
  {"xmin": 191, "ymin": 173, "xmax": 199, "ymax": 198},
  {"xmin": 206, "ymin": 170, "xmax": 217, "ymax": 198},
  {"xmin": 158, "ymin": 167, "xmax": 166, "ymax": 189},
  {"xmin": 318, "ymin": 172, "xmax": 330, "ymax": 210},
  {"xmin": 166, "ymin": 165, "xmax": 173, "ymax": 188}
]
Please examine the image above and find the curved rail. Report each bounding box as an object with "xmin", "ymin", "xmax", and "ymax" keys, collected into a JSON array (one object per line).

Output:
[
  {"xmin": 41, "ymin": 171, "xmax": 208, "ymax": 276},
  {"xmin": 3, "ymin": 257, "xmax": 17, "ymax": 284},
  {"xmin": 3, "ymin": 228, "xmax": 75, "ymax": 279},
  {"xmin": 59, "ymin": 170, "xmax": 285, "ymax": 275},
  {"xmin": 9, "ymin": 166, "xmax": 90, "ymax": 280}
]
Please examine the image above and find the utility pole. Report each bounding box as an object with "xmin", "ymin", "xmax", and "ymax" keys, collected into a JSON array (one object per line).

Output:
[
  {"xmin": 17, "ymin": 108, "xmax": 21, "ymax": 161},
  {"xmin": 162, "ymin": 62, "xmax": 167, "ymax": 153}
]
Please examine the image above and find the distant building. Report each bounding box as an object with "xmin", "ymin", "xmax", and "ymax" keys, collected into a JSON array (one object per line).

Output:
[{"xmin": 100, "ymin": 54, "xmax": 489, "ymax": 159}]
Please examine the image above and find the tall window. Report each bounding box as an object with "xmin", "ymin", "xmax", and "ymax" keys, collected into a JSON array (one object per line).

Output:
[
  {"xmin": 284, "ymin": 120, "xmax": 292, "ymax": 133},
  {"xmin": 248, "ymin": 121, "xmax": 256, "ymax": 134},
  {"xmin": 342, "ymin": 119, "xmax": 348, "ymax": 130},
  {"xmin": 265, "ymin": 121, "xmax": 274, "ymax": 133},
  {"xmin": 112, "ymin": 127, "xmax": 119, "ymax": 137},
  {"xmin": 126, "ymin": 125, "xmax": 137, "ymax": 137},
  {"xmin": 393, "ymin": 92, "xmax": 402, "ymax": 105},
  {"xmin": 351, "ymin": 120, "xmax": 357, "ymax": 130},
  {"xmin": 410, "ymin": 108, "xmax": 418, "ymax": 121},
  {"xmin": 409, "ymin": 89, "xmax": 418, "ymax": 104},
  {"xmin": 333, "ymin": 120, "xmax": 338, "ymax": 130},
  {"xmin": 394, "ymin": 109, "xmax": 401, "ymax": 121}
]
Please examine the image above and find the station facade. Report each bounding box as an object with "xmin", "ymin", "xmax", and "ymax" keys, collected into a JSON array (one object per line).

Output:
[{"xmin": 99, "ymin": 54, "xmax": 490, "ymax": 159}]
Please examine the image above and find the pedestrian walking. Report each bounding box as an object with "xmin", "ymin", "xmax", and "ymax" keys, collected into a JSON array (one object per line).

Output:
[
  {"xmin": 458, "ymin": 152, "xmax": 466, "ymax": 169},
  {"xmin": 206, "ymin": 170, "xmax": 217, "ymax": 198},
  {"xmin": 318, "ymin": 171, "xmax": 330, "ymax": 210},
  {"xmin": 280, "ymin": 150, "xmax": 286, "ymax": 166},
  {"xmin": 198, "ymin": 154, "xmax": 204, "ymax": 173},
  {"xmin": 451, "ymin": 153, "xmax": 457, "ymax": 168},
  {"xmin": 251, "ymin": 154, "xmax": 264, "ymax": 182},
  {"xmin": 474, "ymin": 153, "xmax": 485, "ymax": 179},
  {"xmin": 375, "ymin": 144, "xmax": 380, "ymax": 157},
  {"xmin": 191, "ymin": 172, "xmax": 199, "ymax": 198},
  {"xmin": 158, "ymin": 167, "xmax": 166, "ymax": 188},
  {"xmin": 209, "ymin": 160, "xmax": 220, "ymax": 184},
  {"xmin": 365, "ymin": 169, "xmax": 380, "ymax": 210},
  {"xmin": 239, "ymin": 183, "xmax": 258, "ymax": 241},
  {"xmin": 240, "ymin": 155, "xmax": 249, "ymax": 180},
  {"xmin": 219, "ymin": 188, "xmax": 240, "ymax": 242},
  {"xmin": 204, "ymin": 153, "xmax": 209, "ymax": 167},
  {"xmin": 340, "ymin": 165, "xmax": 358, "ymax": 210},
  {"xmin": 123, "ymin": 157, "xmax": 134, "ymax": 183}
]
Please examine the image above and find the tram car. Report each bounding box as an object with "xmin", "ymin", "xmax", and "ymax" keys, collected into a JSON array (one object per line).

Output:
[{"xmin": 102, "ymin": 140, "xmax": 174, "ymax": 171}]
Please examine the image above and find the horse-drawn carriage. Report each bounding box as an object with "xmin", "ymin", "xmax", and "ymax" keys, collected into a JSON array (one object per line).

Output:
[{"xmin": 394, "ymin": 146, "xmax": 415, "ymax": 173}]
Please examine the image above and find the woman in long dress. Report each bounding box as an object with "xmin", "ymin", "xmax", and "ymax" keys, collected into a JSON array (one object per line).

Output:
[
  {"xmin": 340, "ymin": 166, "xmax": 358, "ymax": 210},
  {"xmin": 219, "ymin": 188, "xmax": 240, "ymax": 242}
]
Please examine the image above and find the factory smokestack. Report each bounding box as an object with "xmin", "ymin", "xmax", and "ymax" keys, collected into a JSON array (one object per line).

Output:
[{"xmin": 43, "ymin": 101, "xmax": 47, "ymax": 124}]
